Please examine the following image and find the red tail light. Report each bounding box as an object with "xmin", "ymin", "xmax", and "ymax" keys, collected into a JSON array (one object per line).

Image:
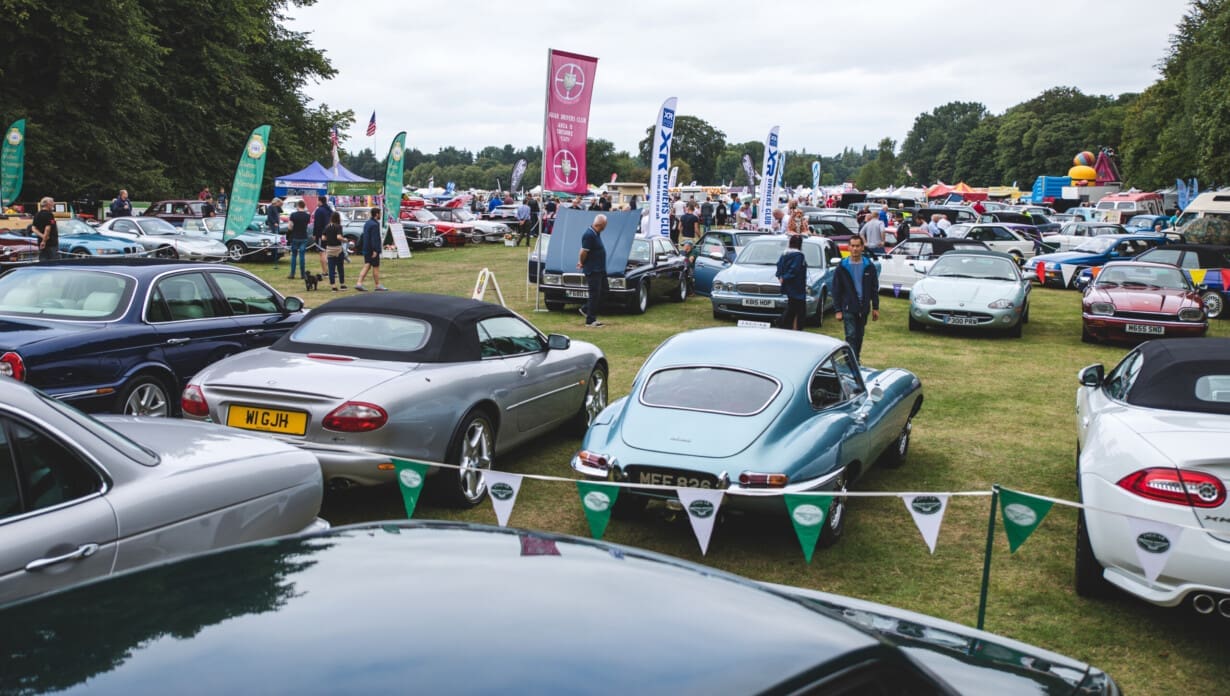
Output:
[
  {"xmin": 739, "ymin": 472, "xmax": 789, "ymax": 488},
  {"xmin": 181, "ymin": 385, "xmax": 209, "ymax": 417},
  {"xmin": 1117, "ymin": 468, "xmax": 1226, "ymax": 508},
  {"xmin": 323, "ymin": 402, "xmax": 387, "ymax": 432},
  {"xmin": 0, "ymin": 352, "xmax": 25, "ymax": 381},
  {"xmin": 576, "ymin": 451, "xmax": 610, "ymax": 471}
]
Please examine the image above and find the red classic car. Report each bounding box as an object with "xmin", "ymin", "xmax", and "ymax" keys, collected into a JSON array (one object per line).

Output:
[
  {"xmin": 0, "ymin": 231, "xmax": 39, "ymax": 263},
  {"xmin": 400, "ymin": 202, "xmax": 473, "ymax": 247},
  {"xmin": 1081, "ymin": 261, "xmax": 1208, "ymax": 344}
]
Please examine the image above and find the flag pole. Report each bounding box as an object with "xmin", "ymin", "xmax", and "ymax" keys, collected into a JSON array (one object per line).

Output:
[{"xmin": 976, "ymin": 484, "xmax": 1000, "ymax": 630}]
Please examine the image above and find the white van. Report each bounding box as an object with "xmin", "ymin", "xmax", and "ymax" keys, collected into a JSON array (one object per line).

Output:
[{"xmin": 1175, "ymin": 191, "xmax": 1230, "ymax": 229}]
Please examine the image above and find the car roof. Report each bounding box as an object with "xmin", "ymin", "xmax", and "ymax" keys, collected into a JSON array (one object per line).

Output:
[
  {"xmin": 1127, "ymin": 339, "xmax": 1230, "ymax": 415},
  {"xmin": 940, "ymin": 249, "xmax": 1018, "ymax": 262},
  {"xmin": 10, "ymin": 258, "xmax": 210, "ymax": 275},
  {"xmin": 650, "ymin": 327, "xmax": 844, "ymax": 378},
  {"xmin": 1146, "ymin": 243, "xmax": 1230, "ymax": 254},
  {"xmin": 274, "ymin": 292, "xmax": 514, "ymax": 363}
]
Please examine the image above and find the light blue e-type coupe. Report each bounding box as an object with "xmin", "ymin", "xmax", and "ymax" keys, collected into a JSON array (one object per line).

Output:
[{"xmin": 571, "ymin": 327, "xmax": 923, "ymax": 548}]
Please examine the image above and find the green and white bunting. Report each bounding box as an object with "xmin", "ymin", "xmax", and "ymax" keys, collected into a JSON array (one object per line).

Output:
[
  {"xmin": 903, "ymin": 494, "xmax": 949, "ymax": 554},
  {"xmin": 1, "ymin": 118, "xmax": 26, "ymax": 206},
  {"xmin": 676, "ymin": 488, "xmax": 724, "ymax": 555},
  {"xmin": 1126, "ymin": 516, "xmax": 1183, "ymax": 583},
  {"xmin": 784, "ymin": 493, "xmax": 832, "ymax": 563},
  {"xmin": 999, "ymin": 488, "xmax": 1053, "ymax": 553},
  {"xmin": 223, "ymin": 125, "xmax": 271, "ymax": 242},
  {"xmin": 393, "ymin": 458, "xmax": 430, "ymax": 519},
  {"xmin": 485, "ymin": 471, "xmax": 522, "ymax": 527},
  {"xmin": 576, "ymin": 481, "xmax": 620, "ymax": 539}
]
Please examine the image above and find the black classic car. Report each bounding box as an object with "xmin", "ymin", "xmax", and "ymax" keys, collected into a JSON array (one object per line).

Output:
[
  {"xmin": 0, "ymin": 522, "xmax": 1120, "ymax": 695},
  {"xmin": 0, "ymin": 259, "xmax": 304, "ymax": 417},
  {"xmin": 540, "ymin": 235, "xmax": 690, "ymax": 314}
]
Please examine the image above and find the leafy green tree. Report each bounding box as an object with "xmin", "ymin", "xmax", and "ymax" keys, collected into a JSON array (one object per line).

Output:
[
  {"xmin": 953, "ymin": 116, "xmax": 1002, "ymax": 185},
  {"xmin": 900, "ymin": 102, "xmax": 989, "ymax": 184},
  {"xmin": 340, "ymin": 148, "xmax": 384, "ymax": 180},
  {"xmin": 637, "ymin": 115, "xmax": 727, "ymax": 184}
]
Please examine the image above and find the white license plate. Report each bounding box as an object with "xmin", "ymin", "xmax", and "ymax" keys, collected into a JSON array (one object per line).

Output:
[
  {"xmin": 565, "ymin": 290, "xmax": 588, "ymax": 299},
  {"xmin": 946, "ymin": 316, "xmax": 979, "ymax": 326},
  {"xmin": 742, "ymin": 297, "xmax": 775, "ymax": 308},
  {"xmin": 737, "ymin": 319, "xmax": 772, "ymax": 329},
  {"xmin": 1126, "ymin": 324, "xmax": 1164, "ymax": 335}
]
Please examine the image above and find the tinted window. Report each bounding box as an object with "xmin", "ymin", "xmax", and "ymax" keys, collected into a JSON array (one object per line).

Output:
[
  {"xmin": 477, "ymin": 316, "xmax": 543, "ymax": 357},
  {"xmin": 210, "ymin": 272, "xmax": 279, "ymax": 314},
  {"xmin": 1195, "ymin": 375, "xmax": 1230, "ymax": 403},
  {"xmin": 290, "ymin": 313, "xmax": 430, "ymax": 352},
  {"xmin": 0, "ymin": 268, "xmax": 134, "ymax": 320},
  {"xmin": 1105, "ymin": 351, "xmax": 1143, "ymax": 401},
  {"xmin": 2, "ymin": 416, "xmax": 103, "ymax": 517},
  {"xmin": 1138, "ymin": 248, "xmax": 1182, "ymax": 266},
  {"xmin": 151, "ymin": 273, "xmax": 219, "ymax": 322},
  {"xmin": 642, "ymin": 367, "xmax": 779, "ymax": 416},
  {"xmin": 111, "ymin": 219, "xmax": 136, "ymax": 233}
]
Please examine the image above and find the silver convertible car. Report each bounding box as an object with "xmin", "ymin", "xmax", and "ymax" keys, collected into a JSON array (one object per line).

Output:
[
  {"xmin": 572, "ymin": 327, "xmax": 923, "ymax": 547},
  {"xmin": 0, "ymin": 377, "xmax": 325, "ymax": 607},
  {"xmin": 183, "ymin": 293, "xmax": 608, "ymax": 507},
  {"xmin": 908, "ymin": 250, "xmax": 1031, "ymax": 337}
]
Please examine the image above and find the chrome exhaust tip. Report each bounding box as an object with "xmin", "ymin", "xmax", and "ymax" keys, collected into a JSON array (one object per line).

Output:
[
  {"xmin": 1192, "ymin": 593, "xmax": 1216, "ymax": 615},
  {"xmin": 1218, "ymin": 597, "xmax": 1230, "ymax": 619}
]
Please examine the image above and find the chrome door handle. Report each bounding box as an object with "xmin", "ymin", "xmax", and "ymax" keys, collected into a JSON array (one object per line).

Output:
[
  {"xmin": 26, "ymin": 543, "xmax": 100, "ymax": 571},
  {"xmin": 245, "ymin": 329, "xmax": 265, "ymax": 335},
  {"xmin": 165, "ymin": 337, "xmax": 191, "ymax": 345}
]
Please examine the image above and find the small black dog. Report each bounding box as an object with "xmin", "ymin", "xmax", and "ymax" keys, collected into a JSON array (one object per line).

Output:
[{"xmin": 304, "ymin": 273, "xmax": 322, "ymax": 291}]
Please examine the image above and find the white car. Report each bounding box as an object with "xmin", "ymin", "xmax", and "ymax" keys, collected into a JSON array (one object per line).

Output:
[
  {"xmin": 1075, "ymin": 338, "xmax": 1230, "ymax": 612},
  {"xmin": 1042, "ymin": 222, "xmax": 1128, "ymax": 253},
  {"xmin": 878, "ymin": 237, "xmax": 988, "ymax": 296},
  {"xmin": 945, "ymin": 224, "xmax": 1037, "ymax": 263}
]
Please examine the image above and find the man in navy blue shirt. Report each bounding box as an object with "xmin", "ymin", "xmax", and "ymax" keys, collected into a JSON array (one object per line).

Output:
[
  {"xmin": 831, "ymin": 235, "xmax": 880, "ymax": 357},
  {"xmin": 354, "ymin": 207, "xmax": 388, "ymax": 291},
  {"xmin": 775, "ymin": 234, "xmax": 807, "ymax": 330},
  {"xmin": 577, "ymin": 214, "xmax": 608, "ymax": 328}
]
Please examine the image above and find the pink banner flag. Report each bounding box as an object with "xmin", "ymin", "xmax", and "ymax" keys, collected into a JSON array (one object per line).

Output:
[{"xmin": 542, "ymin": 49, "xmax": 598, "ymax": 194}]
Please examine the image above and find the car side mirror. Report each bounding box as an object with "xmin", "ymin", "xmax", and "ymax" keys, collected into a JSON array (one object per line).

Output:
[
  {"xmin": 284, "ymin": 296, "xmax": 304, "ymax": 313},
  {"xmin": 1078, "ymin": 364, "xmax": 1104, "ymax": 387},
  {"xmin": 829, "ymin": 257, "xmax": 842, "ymax": 266},
  {"xmin": 708, "ymin": 251, "xmax": 724, "ymax": 261},
  {"xmin": 914, "ymin": 265, "xmax": 926, "ymax": 273},
  {"xmin": 547, "ymin": 333, "xmax": 570, "ymax": 351},
  {"xmin": 656, "ymin": 254, "xmax": 669, "ymax": 264}
]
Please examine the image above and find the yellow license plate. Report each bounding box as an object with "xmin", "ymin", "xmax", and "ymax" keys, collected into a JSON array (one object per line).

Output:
[{"xmin": 226, "ymin": 405, "xmax": 308, "ymax": 435}]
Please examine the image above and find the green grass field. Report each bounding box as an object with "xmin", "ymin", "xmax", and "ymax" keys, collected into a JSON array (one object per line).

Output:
[{"xmin": 245, "ymin": 242, "xmax": 1230, "ymax": 695}]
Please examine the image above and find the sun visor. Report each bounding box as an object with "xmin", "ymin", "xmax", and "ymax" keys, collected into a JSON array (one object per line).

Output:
[{"xmin": 545, "ymin": 208, "xmax": 639, "ymax": 275}]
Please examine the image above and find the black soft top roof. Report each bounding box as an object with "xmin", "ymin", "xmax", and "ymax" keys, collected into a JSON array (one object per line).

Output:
[
  {"xmin": 273, "ymin": 292, "xmax": 514, "ymax": 362},
  {"xmin": 1128, "ymin": 338, "xmax": 1230, "ymax": 415}
]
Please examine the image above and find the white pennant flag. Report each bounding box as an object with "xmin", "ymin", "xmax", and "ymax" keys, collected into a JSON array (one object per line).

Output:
[
  {"xmin": 1061, "ymin": 264, "xmax": 1079, "ymax": 288},
  {"xmin": 902, "ymin": 494, "xmax": 949, "ymax": 554},
  {"xmin": 485, "ymin": 471, "xmax": 523, "ymax": 527},
  {"xmin": 1126, "ymin": 516, "xmax": 1183, "ymax": 583},
  {"xmin": 676, "ymin": 488, "xmax": 724, "ymax": 555}
]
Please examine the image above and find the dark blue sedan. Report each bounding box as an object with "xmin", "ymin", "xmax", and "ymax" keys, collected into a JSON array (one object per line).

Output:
[{"xmin": 0, "ymin": 259, "xmax": 304, "ymax": 416}]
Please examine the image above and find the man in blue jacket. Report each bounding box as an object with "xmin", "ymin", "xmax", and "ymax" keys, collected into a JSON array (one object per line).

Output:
[
  {"xmin": 831, "ymin": 235, "xmax": 879, "ymax": 357},
  {"xmin": 775, "ymin": 233, "xmax": 807, "ymax": 330},
  {"xmin": 354, "ymin": 207, "xmax": 388, "ymax": 291}
]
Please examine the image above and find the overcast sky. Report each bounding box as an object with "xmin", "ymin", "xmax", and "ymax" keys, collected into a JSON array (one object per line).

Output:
[{"xmin": 287, "ymin": 0, "xmax": 1190, "ymax": 158}]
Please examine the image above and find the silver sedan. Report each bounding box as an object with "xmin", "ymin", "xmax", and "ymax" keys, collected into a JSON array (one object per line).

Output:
[
  {"xmin": 0, "ymin": 378, "xmax": 325, "ymax": 606},
  {"xmin": 183, "ymin": 292, "xmax": 608, "ymax": 507},
  {"xmin": 96, "ymin": 216, "xmax": 228, "ymax": 261}
]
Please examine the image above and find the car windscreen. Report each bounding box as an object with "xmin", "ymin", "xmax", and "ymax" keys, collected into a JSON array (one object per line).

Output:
[
  {"xmin": 1072, "ymin": 237, "xmax": 1117, "ymax": 254},
  {"xmin": 57, "ymin": 219, "xmax": 94, "ymax": 235},
  {"xmin": 737, "ymin": 240, "xmax": 823, "ymax": 266},
  {"xmin": 289, "ymin": 313, "xmax": 431, "ymax": 352},
  {"xmin": 142, "ymin": 218, "xmax": 181, "ymax": 235},
  {"xmin": 928, "ymin": 255, "xmax": 1019, "ymax": 280},
  {"xmin": 629, "ymin": 239, "xmax": 652, "ymax": 264},
  {"xmin": 1092, "ymin": 225, "xmax": 1127, "ymax": 235},
  {"xmin": 1094, "ymin": 265, "xmax": 1190, "ymax": 291},
  {"xmin": 734, "ymin": 233, "xmax": 765, "ymax": 246},
  {"xmin": 641, "ymin": 367, "xmax": 779, "ymax": 416},
  {"xmin": 0, "ymin": 268, "xmax": 135, "ymax": 320}
]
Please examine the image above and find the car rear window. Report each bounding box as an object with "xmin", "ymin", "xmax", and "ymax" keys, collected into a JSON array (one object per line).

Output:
[
  {"xmin": 289, "ymin": 313, "xmax": 431, "ymax": 352},
  {"xmin": 641, "ymin": 367, "xmax": 779, "ymax": 416},
  {"xmin": 0, "ymin": 268, "xmax": 135, "ymax": 320},
  {"xmin": 1195, "ymin": 376, "xmax": 1230, "ymax": 404}
]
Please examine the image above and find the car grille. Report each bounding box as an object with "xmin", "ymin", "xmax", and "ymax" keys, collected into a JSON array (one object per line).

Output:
[
  {"xmin": 1113, "ymin": 310, "xmax": 1176, "ymax": 321},
  {"xmin": 931, "ymin": 310, "xmax": 994, "ymax": 323},
  {"xmin": 736, "ymin": 282, "xmax": 782, "ymax": 295},
  {"xmin": 563, "ymin": 273, "xmax": 586, "ymax": 287},
  {"xmin": 623, "ymin": 465, "xmax": 721, "ymax": 490}
]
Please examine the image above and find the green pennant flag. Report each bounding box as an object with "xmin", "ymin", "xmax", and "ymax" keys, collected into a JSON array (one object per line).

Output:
[
  {"xmin": 223, "ymin": 124, "xmax": 271, "ymax": 242},
  {"xmin": 1, "ymin": 119, "xmax": 26, "ymax": 207},
  {"xmin": 784, "ymin": 493, "xmax": 832, "ymax": 563},
  {"xmin": 393, "ymin": 458, "xmax": 430, "ymax": 519},
  {"xmin": 383, "ymin": 131, "xmax": 407, "ymax": 227},
  {"xmin": 576, "ymin": 481, "xmax": 620, "ymax": 540},
  {"xmin": 999, "ymin": 487, "xmax": 1053, "ymax": 553}
]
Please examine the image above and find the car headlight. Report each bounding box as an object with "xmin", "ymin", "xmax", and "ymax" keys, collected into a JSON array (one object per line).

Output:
[
  {"xmin": 714, "ymin": 281, "xmax": 732, "ymax": 292},
  {"xmin": 543, "ymin": 274, "xmax": 562, "ymax": 285},
  {"xmin": 608, "ymin": 278, "xmax": 626, "ymax": 290},
  {"xmin": 259, "ymin": 239, "xmax": 272, "ymax": 246},
  {"xmin": 1179, "ymin": 307, "xmax": 1205, "ymax": 322},
  {"xmin": 987, "ymin": 299, "xmax": 1014, "ymax": 309},
  {"xmin": 806, "ymin": 285, "xmax": 817, "ymax": 297},
  {"xmin": 1089, "ymin": 302, "xmax": 1115, "ymax": 316},
  {"xmin": 913, "ymin": 293, "xmax": 936, "ymax": 305}
]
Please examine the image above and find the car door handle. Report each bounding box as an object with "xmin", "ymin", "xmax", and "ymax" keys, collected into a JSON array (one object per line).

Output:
[
  {"xmin": 245, "ymin": 328, "xmax": 265, "ymax": 335},
  {"xmin": 26, "ymin": 543, "xmax": 100, "ymax": 572},
  {"xmin": 519, "ymin": 367, "xmax": 528, "ymax": 377},
  {"xmin": 165, "ymin": 337, "xmax": 191, "ymax": 345}
]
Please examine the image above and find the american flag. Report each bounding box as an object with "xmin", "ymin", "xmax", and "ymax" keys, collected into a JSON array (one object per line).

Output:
[{"xmin": 366, "ymin": 111, "xmax": 377, "ymax": 137}]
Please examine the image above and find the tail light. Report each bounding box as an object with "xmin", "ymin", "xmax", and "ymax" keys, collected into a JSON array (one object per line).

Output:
[
  {"xmin": 323, "ymin": 402, "xmax": 387, "ymax": 432},
  {"xmin": 181, "ymin": 385, "xmax": 209, "ymax": 417},
  {"xmin": 1117, "ymin": 468, "xmax": 1226, "ymax": 508},
  {"xmin": 739, "ymin": 471, "xmax": 789, "ymax": 488},
  {"xmin": 576, "ymin": 451, "xmax": 611, "ymax": 471},
  {"xmin": 0, "ymin": 352, "xmax": 26, "ymax": 381}
]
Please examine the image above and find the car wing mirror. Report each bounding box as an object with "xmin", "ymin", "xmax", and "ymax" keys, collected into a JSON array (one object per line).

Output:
[
  {"xmin": 1078, "ymin": 364, "xmax": 1104, "ymax": 387},
  {"xmin": 547, "ymin": 333, "xmax": 571, "ymax": 351},
  {"xmin": 914, "ymin": 265, "xmax": 926, "ymax": 273},
  {"xmin": 656, "ymin": 254, "xmax": 670, "ymax": 264},
  {"xmin": 283, "ymin": 296, "xmax": 304, "ymax": 313},
  {"xmin": 829, "ymin": 257, "xmax": 843, "ymax": 266},
  {"xmin": 707, "ymin": 251, "xmax": 724, "ymax": 261}
]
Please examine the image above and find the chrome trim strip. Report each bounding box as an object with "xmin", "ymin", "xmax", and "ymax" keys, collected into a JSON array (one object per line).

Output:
[{"xmin": 507, "ymin": 381, "xmax": 582, "ymax": 411}]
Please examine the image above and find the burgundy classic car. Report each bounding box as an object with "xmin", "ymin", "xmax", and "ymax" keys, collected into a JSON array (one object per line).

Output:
[
  {"xmin": 144, "ymin": 199, "xmax": 216, "ymax": 226},
  {"xmin": 1081, "ymin": 261, "xmax": 1208, "ymax": 344}
]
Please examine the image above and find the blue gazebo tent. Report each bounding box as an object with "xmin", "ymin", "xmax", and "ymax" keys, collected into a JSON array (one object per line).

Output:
[{"xmin": 274, "ymin": 161, "xmax": 374, "ymax": 197}]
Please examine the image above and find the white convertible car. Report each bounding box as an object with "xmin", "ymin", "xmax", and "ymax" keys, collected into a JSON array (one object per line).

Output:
[{"xmin": 1075, "ymin": 338, "xmax": 1230, "ymax": 612}]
